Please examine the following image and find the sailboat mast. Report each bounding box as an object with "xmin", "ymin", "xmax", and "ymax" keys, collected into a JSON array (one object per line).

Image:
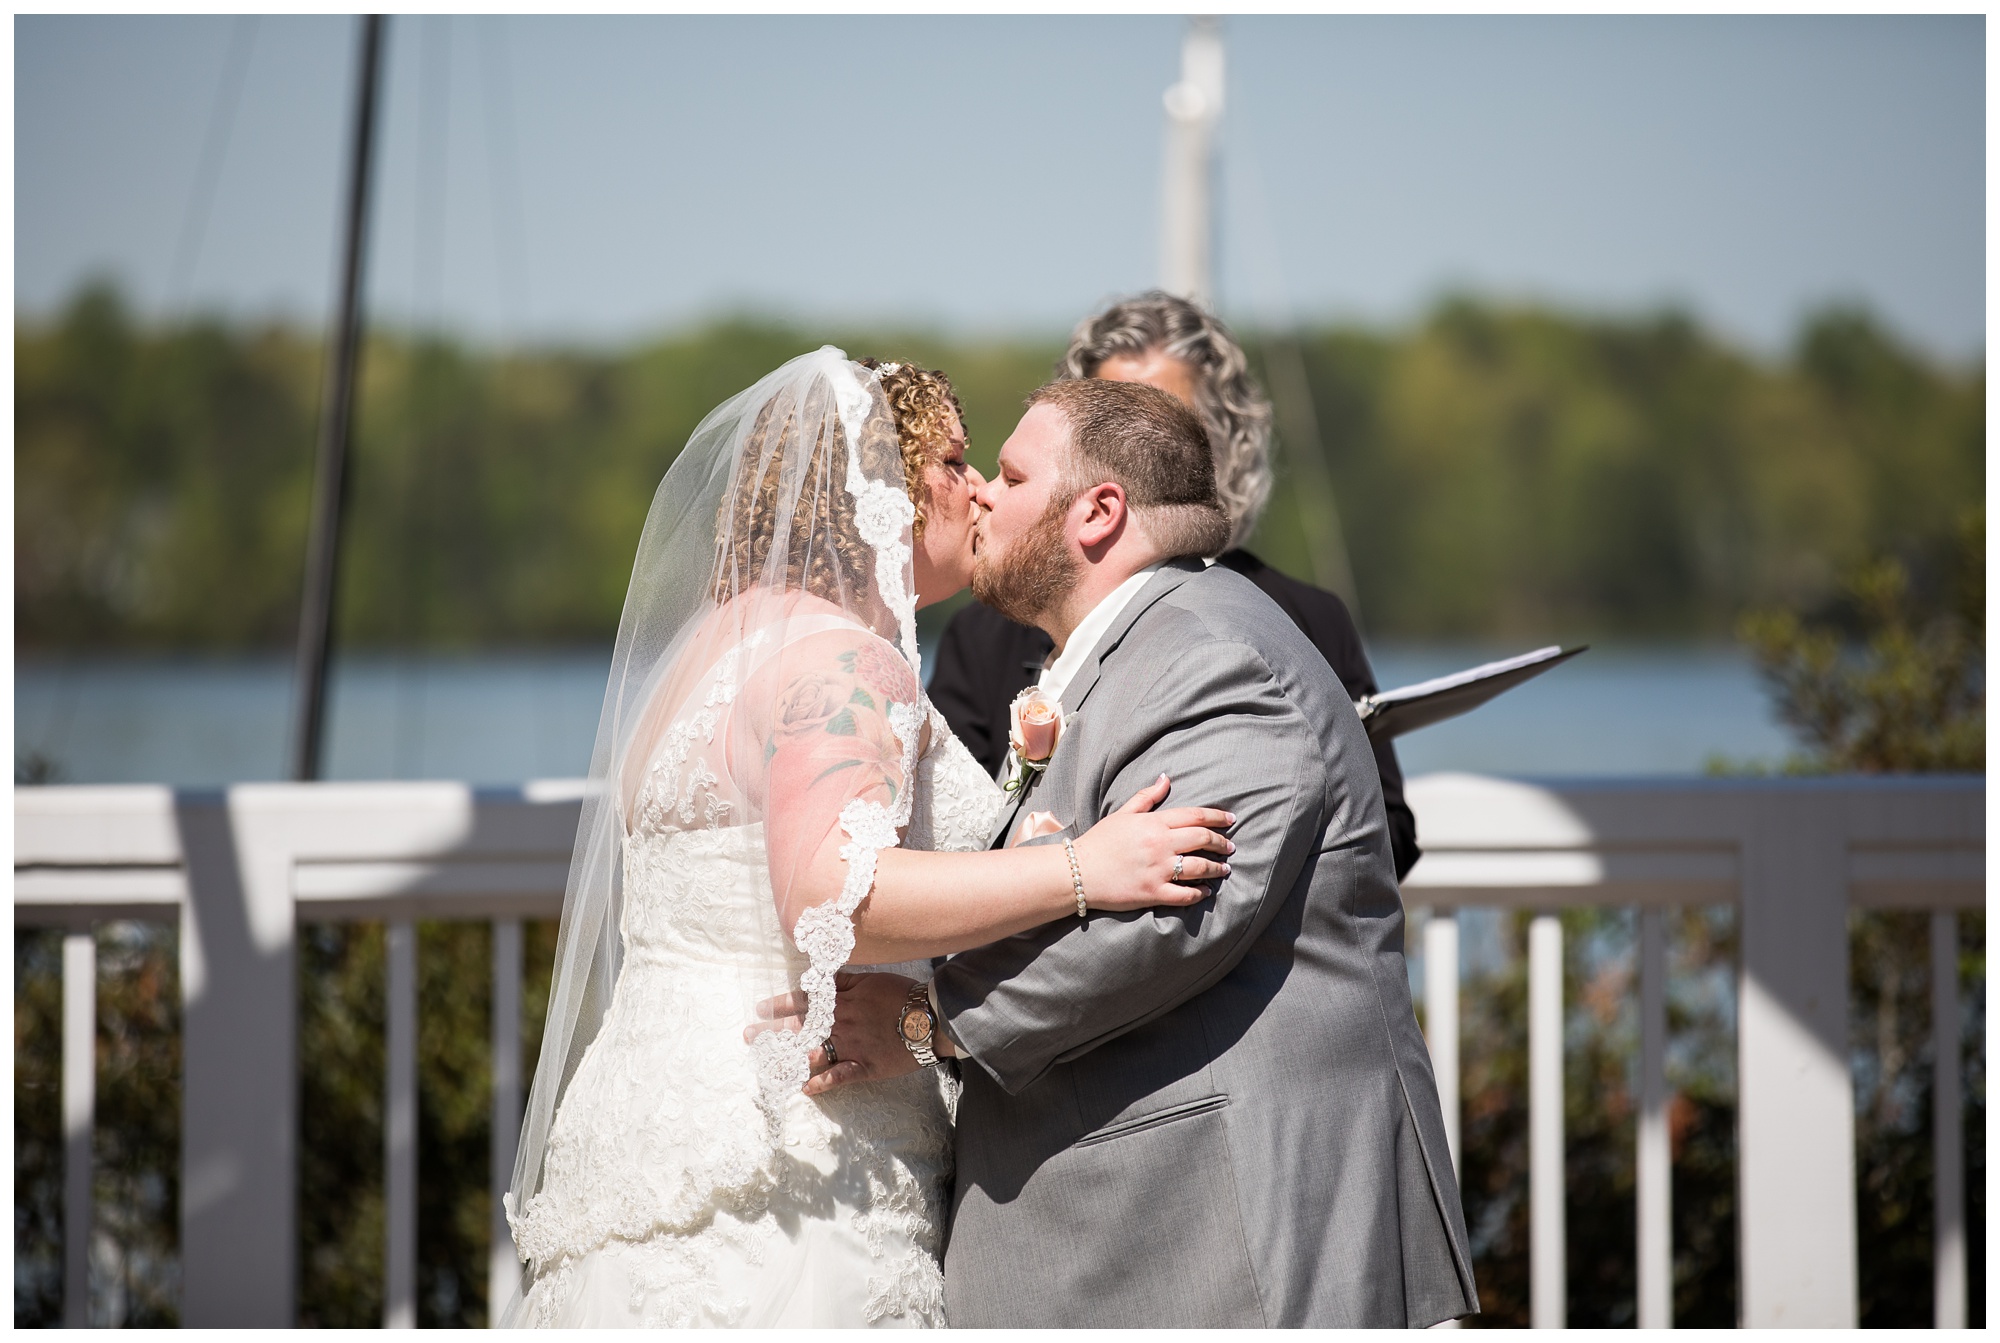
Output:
[
  {"xmin": 290, "ymin": 14, "xmax": 386, "ymax": 782},
  {"xmin": 1161, "ymin": 16, "xmax": 1223, "ymax": 307}
]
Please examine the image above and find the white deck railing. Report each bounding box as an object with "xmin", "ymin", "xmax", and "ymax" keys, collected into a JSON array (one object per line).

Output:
[{"xmin": 15, "ymin": 773, "xmax": 1983, "ymax": 1328}]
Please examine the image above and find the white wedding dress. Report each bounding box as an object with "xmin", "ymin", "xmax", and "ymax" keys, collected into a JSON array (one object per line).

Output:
[{"xmin": 507, "ymin": 697, "xmax": 1005, "ymax": 1328}]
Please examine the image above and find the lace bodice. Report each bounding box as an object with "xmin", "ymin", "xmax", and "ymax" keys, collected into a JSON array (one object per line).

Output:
[
  {"xmin": 508, "ymin": 696, "xmax": 1003, "ymax": 1327},
  {"xmin": 906, "ymin": 704, "xmax": 1008, "ymax": 855}
]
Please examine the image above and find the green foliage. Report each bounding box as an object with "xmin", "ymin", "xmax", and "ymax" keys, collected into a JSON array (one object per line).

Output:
[
  {"xmin": 1245, "ymin": 301, "xmax": 1982, "ymax": 638},
  {"xmin": 87, "ymin": 925, "xmax": 182, "ymax": 1326},
  {"xmin": 415, "ymin": 921, "xmax": 499, "ymax": 1327},
  {"xmin": 1738, "ymin": 508, "xmax": 1984, "ymax": 773},
  {"xmin": 18, "ymin": 914, "xmax": 562, "ymax": 1328},
  {"xmin": 1734, "ymin": 496, "xmax": 1985, "ymax": 1324},
  {"xmin": 15, "ymin": 930, "xmax": 63, "ymax": 1326},
  {"xmin": 1443, "ymin": 907, "xmax": 1738, "ymax": 1327},
  {"xmin": 15, "ymin": 284, "xmax": 321, "ymax": 647},
  {"xmin": 294, "ymin": 919, "xmax": 559, "ymax": 1328},
  {"xmin": 1848, "ymin": 910, "xmax": 1987, "ymax": 1326},
  {"xmin": 14, "ymin": 924, "xmax": 181, "ymax": 1328},
  {"xmin": 14, "ymin": 287, "xmax": 1064, "ymax": 652},
  {"xmin": 297, "ymin": 922, "xmax": 386, "ymax": 1326},
  {"xmin": 16, "ymin": 286, "xmax": 1981, "ymax": 649}
]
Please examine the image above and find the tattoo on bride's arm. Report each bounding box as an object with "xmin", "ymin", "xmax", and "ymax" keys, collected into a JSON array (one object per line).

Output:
[
  {"xmin": 835, "ymin": 643, "xmax": 915, "ymax": 700},
  {"xmin": 764, "ymin": 645, "xmax": 919, "ymax": 805},
  {"xmin": 773, "ymin": 671, "xmax": 844, "ymax": 736}
]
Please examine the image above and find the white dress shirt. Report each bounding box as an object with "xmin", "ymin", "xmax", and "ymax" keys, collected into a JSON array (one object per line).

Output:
[{"xmin": 1035, "ymin": 561, "xmax": 1166, "ymax": 703}]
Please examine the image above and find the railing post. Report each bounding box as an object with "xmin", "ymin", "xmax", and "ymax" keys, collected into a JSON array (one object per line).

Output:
[
  {"xmin": 1637, "ymin": 907, "xmax": 1672, "ymax": 1328},
  {"xmin": 385, "ymin": 920, "xmax": 418, "ymax": 1329},
  {"xmin": 1736, "ymin": 792, "xmax": 1857, "ymax": 1326},
  {"xmin": 63, "ymin": 929, "xmax": 96, "ymax": 1329},
  {"xmin": 1423, "ymin": 908, "xmax": 1461, "ymax": 1173},
  {"xmin": 1529, "ymin": 912, "xmax": 1565, "ymax": 1328},
  {"xmin": 489, "ymin": 918, "xmax": 523, "ymax": 1326},
  {"xmin": 177, "ymin": 790, "xmax": 295, "ymax": 1326},
  {"xmin": 1932, "ymin": 909, "xmax": 1965, "ymax": 1328}
]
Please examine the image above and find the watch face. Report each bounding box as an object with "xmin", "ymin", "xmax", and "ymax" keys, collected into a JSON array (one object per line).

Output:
[{"xmin": 900, "ymin": 1008, "xmax": 931, "ymax": 1044}]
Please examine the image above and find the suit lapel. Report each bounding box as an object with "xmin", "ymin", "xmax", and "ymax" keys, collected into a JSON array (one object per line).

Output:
[
  {"xmin": 1053, "ymin": 558, "xmax": 1201, "ymax": 721},
  {"xmin": 984, "ymin": 558, "xmax": 1204, "ymax": 849}
]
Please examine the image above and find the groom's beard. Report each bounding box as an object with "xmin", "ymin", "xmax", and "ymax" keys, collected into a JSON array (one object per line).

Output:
[{"xmin": 972, "ymin": 493, "xmax": 1079, "ymax": 630}]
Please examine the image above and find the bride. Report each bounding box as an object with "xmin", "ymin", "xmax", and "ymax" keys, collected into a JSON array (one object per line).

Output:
[{"xmin": 501, "ymin": 349, "xmax": 1234, "ymax": 1327}]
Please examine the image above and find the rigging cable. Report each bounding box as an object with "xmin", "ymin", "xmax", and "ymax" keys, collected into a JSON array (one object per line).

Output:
[
  {"xmin": 477, "ymin": 16, "xmax": 563, "ymax": 777},
  {"xmin": 478, "ymin": 16, "xmax": 532, "ymax": 344},
  {"xmin": 166, "ymin": 15, "xmax": 259, "ymax": 314},
  {"xmin": 394, "ymin": 14, "xmax": 454, "ymax": 779},
  {"xmin": 1235, "ymin": 142, "xmax": 1365, "ymax": 627},
  {"xmin": 414, "ymin": 13, "xmax": 453, "ymax": 329}
]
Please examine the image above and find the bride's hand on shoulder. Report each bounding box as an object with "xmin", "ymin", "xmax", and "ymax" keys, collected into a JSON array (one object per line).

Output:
[{"xmin": 1069, "ymin": 775, "xmax": 1235, "ymax": 912}]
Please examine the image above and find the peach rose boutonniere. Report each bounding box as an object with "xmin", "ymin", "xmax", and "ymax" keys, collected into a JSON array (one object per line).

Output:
[{"xmin": 1003, "ymin": 686, "xmax": 1067, "ymax": 796}]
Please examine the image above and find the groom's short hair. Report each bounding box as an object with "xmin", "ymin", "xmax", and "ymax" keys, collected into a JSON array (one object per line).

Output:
[{"xmin": 1026, "ymin": 379, "xmax": 1232, "ymax": 559}]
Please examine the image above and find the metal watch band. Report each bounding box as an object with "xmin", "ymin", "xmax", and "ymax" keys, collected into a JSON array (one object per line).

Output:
[{"xmin": 899, "ymin": 979, "xmax": 939, "ymax": 1069}]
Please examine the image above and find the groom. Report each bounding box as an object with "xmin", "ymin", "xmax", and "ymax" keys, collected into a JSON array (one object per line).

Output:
[{"xmin": 813, "ymin": 378, "xmax": 1475, "ymax": 1327}]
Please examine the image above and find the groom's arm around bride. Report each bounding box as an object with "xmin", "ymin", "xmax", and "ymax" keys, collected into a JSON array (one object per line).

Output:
[{"xmin": 819, "ymin": 379, "xmax": 1476, "ymax": 1328}]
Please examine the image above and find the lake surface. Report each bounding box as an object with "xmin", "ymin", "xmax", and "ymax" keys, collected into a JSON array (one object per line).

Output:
[{"xmin": 15, "ymin": 642, "xmax": 1796, "ymax": 786}]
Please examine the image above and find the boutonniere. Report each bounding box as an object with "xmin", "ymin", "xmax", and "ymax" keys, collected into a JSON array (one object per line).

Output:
[{"xmin": 1003, "ymin": 686, "xmax": 1067, "ymax": 795}]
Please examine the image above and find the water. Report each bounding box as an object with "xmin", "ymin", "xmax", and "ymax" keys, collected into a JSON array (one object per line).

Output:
[
  {"xmin": 14, "ymin": 643, "xmax": 1795, "ymax": 787},
  {"xmin": 14, "ymin": 651, "xmax": 609, "ymax": 787},
  {"xmin": 1369, "ymin": 644, "xmax": 1793, "ymax": 777}
]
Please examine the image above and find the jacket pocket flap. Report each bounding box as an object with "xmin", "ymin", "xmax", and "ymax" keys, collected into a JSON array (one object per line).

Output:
[{"xmin": 1073, "ymin": 1093, "xmax": 1230, "ymax": 1148}]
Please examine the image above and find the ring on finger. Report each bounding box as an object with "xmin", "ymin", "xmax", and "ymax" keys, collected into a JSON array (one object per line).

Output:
[
  {"xmin": 824, "ymin": 1038, "xmax": 839, "ymax": 1067},
  {"xmin": 1172, "ymin": 853, "xmax": 1185, "ymax": 881}
]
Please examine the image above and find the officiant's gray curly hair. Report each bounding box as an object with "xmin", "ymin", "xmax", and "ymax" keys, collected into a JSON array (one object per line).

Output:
[{"xmin": 1056, "ymin": 292, "xmax": 1273, "ymax": 552}]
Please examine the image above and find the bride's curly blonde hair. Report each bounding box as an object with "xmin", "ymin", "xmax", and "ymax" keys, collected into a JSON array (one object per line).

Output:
[
  {"xmin": 714, "ymin": 395, "xmax": 870, "ymax": 607},
  {"xmin": 713, "ymin": 360, "xmax": 967, "ymax": 606},
  {"xmin": 860, "ymin": 358, "xmax": 966, "ymax": 540}
]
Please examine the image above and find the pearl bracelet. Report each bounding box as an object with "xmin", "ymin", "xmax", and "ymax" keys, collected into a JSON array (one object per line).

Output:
[{"xmin": 1063, "ymin": 838, "xmax": 1087, "ymax": 919}]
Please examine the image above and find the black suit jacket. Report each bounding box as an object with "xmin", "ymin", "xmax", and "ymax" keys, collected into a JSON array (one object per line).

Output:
[{"xmin": 927, "ymin": 549, "xmax": 1421, "ymax": 881}]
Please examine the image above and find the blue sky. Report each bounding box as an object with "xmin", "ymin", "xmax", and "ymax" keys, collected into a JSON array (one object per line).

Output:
[{"xmin": 15, "ymin": 15, "xmax": 1985, "ymax": 358}]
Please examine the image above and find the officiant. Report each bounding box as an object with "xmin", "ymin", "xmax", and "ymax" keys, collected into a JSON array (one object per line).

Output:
[{"xmin": 929, "ymin": 291, "xmax": 1421, "ymax": 881}]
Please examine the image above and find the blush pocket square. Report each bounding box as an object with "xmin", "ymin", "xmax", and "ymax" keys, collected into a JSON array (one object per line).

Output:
[{"xmin": 1011, "ymin": 809, "xmax": 1066, "ymax": 847}]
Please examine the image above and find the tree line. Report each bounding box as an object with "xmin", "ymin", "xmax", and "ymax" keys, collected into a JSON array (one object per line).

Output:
[{"xmin": 16, "ymin": 283, "xmax": 1982, "ymax": 651}]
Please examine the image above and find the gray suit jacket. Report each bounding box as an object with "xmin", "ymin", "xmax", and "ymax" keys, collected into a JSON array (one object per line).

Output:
[{"xmin": 933, "ymin": 558, "xmax": 1478, "ymax": 1328}]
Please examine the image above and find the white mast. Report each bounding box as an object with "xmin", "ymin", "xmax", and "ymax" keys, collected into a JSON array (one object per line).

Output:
[
  {"xmin": 1161, "ymin": 17, "xmax": 1363, "ymax": 613},
  {"xmin": 1161, "ymin": 16, "xmax": 1224, "ymax": 307}
]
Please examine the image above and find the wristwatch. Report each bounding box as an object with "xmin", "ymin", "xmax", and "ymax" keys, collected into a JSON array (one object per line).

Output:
[{"xmin": 897, "ymin": 979, "xmax": 940, "ymax": 1069}]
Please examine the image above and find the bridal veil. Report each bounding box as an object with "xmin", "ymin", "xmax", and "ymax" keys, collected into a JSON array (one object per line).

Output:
[{"xmin": 503, "ymin": 349, "xmax": 923, "ymax": 1296}]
